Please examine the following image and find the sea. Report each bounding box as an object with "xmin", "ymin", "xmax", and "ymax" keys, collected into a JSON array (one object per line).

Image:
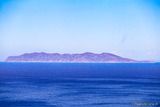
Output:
[{"xmin": 0, "ymin": 62, "xmax": 160, "ymax": 107}]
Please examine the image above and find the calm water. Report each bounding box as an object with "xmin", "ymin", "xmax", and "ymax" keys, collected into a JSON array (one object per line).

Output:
[{"xmin": 0, "ymin": 63, "xmax": 160, "ymax": 107}]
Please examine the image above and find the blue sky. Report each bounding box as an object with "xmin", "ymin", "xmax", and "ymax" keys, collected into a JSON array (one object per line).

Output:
[{"xmin": 0, "ymin": 0, "xmax": 160, "ymax": 61}]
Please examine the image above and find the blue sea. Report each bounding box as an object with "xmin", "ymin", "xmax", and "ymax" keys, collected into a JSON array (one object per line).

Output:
[{"xmin": 0, "ymin": 63, "xmax": 160, "ymax": 107}]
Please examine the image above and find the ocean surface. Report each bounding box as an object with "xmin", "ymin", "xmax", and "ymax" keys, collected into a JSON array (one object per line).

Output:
[{"xmin": 0, "ymin": 63, "xmax": 160, "ymax": 107}]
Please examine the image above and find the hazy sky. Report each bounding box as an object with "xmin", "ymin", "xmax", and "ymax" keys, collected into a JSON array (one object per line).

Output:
[{"xmin": 0, "ymin": 0, "xmax": 160, "ymax": 61}]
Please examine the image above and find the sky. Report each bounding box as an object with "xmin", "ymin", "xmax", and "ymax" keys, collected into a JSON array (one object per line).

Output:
[{"xmin": 0, "ymin": 0, "xmax": 160, "ymax": 61}]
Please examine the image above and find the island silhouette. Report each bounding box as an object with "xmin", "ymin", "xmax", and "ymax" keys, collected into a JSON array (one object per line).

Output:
[{"xmin": 5, "ymin": 52, "xmax": 139, "ymax": 63}]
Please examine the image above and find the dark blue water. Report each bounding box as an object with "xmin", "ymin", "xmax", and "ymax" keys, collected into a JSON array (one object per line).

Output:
[{"xmin": 0, "ymin": 63, "xmax": 160, "ymax": 107}]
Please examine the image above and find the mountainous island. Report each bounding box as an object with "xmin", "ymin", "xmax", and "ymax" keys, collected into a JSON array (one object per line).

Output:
[{"xmin": 5, "ymin": 52, "xmax": 138, "ymax": 63}]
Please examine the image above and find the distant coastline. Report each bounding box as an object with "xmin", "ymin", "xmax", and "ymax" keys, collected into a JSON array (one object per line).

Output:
[{"xmin": 5, "ymin": 52, "xmax": 153, "ymax": 63}]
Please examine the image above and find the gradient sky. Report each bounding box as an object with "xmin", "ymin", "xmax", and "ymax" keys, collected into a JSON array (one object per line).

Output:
[{"xmin": 0, "ymin": 0, "xmax": 160, "ymax": 61}]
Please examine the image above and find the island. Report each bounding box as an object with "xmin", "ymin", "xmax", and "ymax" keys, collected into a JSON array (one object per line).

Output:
[{"xmin": 5, "ymin": 52, "xmax": 139, "ymax": 63}]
